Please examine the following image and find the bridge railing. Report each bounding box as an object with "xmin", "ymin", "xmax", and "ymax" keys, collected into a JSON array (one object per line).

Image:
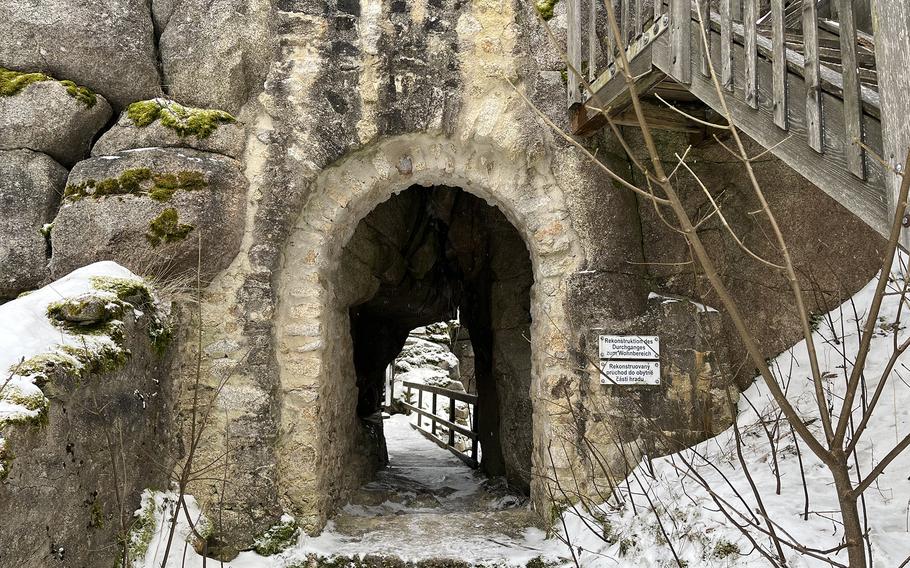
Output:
[{"xmin": 401, "ymin": 380, "xmax": 479, "ymax": 468}]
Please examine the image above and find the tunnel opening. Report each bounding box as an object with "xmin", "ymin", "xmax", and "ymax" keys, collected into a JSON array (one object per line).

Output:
[{"xmin": 339, "ymin": 184, "xmax": 534, "ymax": 493}]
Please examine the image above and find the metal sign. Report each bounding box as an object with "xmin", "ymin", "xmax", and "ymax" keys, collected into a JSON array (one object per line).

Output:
[
  {"xmin": 599, "ymin": 335, "xmax": 660, "ymax": 360},
  {"xmin": 600, "ymin": 360, "xmax": 661, "ymax": 385},
  {"xmin": 598, "ymin": 335, "xmax": 661, "ymax": 386}
]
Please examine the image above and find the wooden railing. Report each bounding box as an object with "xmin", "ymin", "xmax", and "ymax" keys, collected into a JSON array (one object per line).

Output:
[
  {"xmin": 565, "ymin": 0, "xmax": 910, "ymax": 240},
  {"xmin": 401, "ymin": 380, "xmax": 479, "ymax": 468}
]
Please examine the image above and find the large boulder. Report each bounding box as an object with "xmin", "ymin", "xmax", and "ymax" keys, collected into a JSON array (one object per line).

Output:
[
  {"xmin": 0, "ymin": 150, "xmax": 68, "ymax": 299},
  {"xmin": 156, "ymin": 0, "xmax": 274, "ymax": 113},
  {"xmin": 0, "ymin": 0, "xmax": 161, "ymax": 109},
  {"xmin": 50, "ymin": 148, "xmax": 247, "ymax": 281},
  {"xmin": 93, "ymin": 100, "xmax": 246, "ymax": 160},
  {"xmin": 0, "ymin": 78, "xmax": 112, "ymax": 166}
]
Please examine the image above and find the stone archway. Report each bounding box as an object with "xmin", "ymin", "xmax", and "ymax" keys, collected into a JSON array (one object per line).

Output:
[{"xmin": 274, "ymin": 134, "xmax": 584, "ymax": 531}]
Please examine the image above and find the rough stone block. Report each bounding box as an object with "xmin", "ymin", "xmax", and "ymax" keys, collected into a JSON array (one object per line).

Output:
[
  {"xmin": 0, "ymin": 0, "xmax": 161, "ymax": 108},
  {"xmin": 0, "ymin": 80, "xmax": 112, "ymax": 166},
  {"xmin": 50, "ymin": 148, "xmax": 248, "ymax": 282},
  {"xmin": 0, "ymin": 149, "xmax": 67, "ymax": 299}
]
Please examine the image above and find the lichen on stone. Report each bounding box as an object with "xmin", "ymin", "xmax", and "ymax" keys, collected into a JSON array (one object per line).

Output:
[
  {"xmin": 0, "ymin": 67, "xmax": 96, "ymax": 107},
  {"xmin": 535, "ymin": 0, "xmax": 560, "ymax": 21},
  {"xmin": 253, "ymin": 515, "xmax": 300, "ymax": 556},
  {"xmin": 127, "ymin": 98, "xmax": 236, "ymax": 139},
  {"xmin": 64, "ymin": 168, "xmax": 208, "ymax": 202},
  {"xmin": 146, "ymin": 208, "xmax": 194, "ymax": 247}
]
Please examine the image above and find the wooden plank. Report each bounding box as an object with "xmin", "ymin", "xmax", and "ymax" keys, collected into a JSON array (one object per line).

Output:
[
  {"xmin": 720, "ymin": 0, "xmax": 734, "ymax": 90},
  {"xmin": 803, "ymin": 0, "xmax": 823, "ymax": 151},
  {"xmin": 652, "ymin": 20, "xmax": 889, "ymax": 236},
  {"xmin": 836, "ymin": 0, "xmax": 865, "ymax": 178},
  {"xmin": 402, "ymin": 402, "xmax": 478, "ymax": 440},
  {"xmin": 871, "ymin": 0, "xmax": 910, "ymax": 247},
  {"xmin": 410, "ymin": 424, "xmax": 479, "ymax": 469},
  {"xmin": 697, "ymin": 0, "xmax": 710, "ymax": 77},
  {"xmin": 744, "ymin": 0, "xmax": 759, "ymax": 108},
  {"xmin": 401, "ymin": 381, "xmax": 478, "ymax": 404},
  {"xmin": 669, "ymin": 0, "xmax": 691, "ymax": 82},
  {"xmin": 567, "ymin": 0, "xmax": 583, "ymax": 107},
  {"xmin": 636, "ymin": 0, "xmax": 643, "ymax": 35},
  {"xmin": 589, "ymin": 0, "xmax": 597, "ymax": 81},
  {"xmin": 770, "ymin": 0, "xmax": 787, "ymax": 128}
]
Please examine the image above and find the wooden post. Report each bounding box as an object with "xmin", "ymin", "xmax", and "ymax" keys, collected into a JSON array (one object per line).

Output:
[
  {"xmin": 803, "ymin": 0, "xmax": 822, "ymax": 151},
  {"xmin": 567, "ymin": 0, "xmax": 583, "ymax": 106},
  {"xmin": 697, "ymin": 0, "xmax": 710, "ymax": 77},
  {"xmin": 471, "ymin": 402, "xmax": 479, "ymax": 463},
  {"xmin": 837, "ymin": 0, "xmax": 864, "ymax": 179},
  {"xmin": 720, "ymin": 0, "xmax": 733, "ymax": 90},
  {"xmin": 448, "ymin": 398, "xmax": 456, "ymax": 447},
  {"xmin": 417, "ymin": 389, "xmax": 423, "ymax": 429},
  {"xmin": 770, "ymin": 0, "xmax": 787, "ymax": 128},
  {"xmin": 743, "ymin": 0, "xmax": 759, "ymax": 108},
  {"xmin": 872, "ymin": 0, "xmax": 910, "ymax": 245},
  {"xmin": 431, "ymin": 392, "xmax": 438, "ymax": 437},
  {"xmin": 589, "ymin": 0, "xmax": 597, "ymax": 82},
  {"xmin": 668, "ymin": 0, "xmax": 691, "ymax": 83}
]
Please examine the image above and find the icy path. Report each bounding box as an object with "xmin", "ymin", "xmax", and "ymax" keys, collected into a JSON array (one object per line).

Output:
[{"xmin": 292, "ymin": 413, "xmax": 568, "ymax": 565}]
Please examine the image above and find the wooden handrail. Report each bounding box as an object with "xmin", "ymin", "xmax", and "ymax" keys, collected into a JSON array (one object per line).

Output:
[{"xmin": 401, "ymin": 380, "xmax": 480, "ymax": 468}]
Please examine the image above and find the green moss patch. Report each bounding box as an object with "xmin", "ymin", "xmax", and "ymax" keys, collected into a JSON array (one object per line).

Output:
[
  {"xmin": 126, "ymin": 496, "xmax": 157, "ymax": 563},
  {"xmin": 253, "ymin": 516, "xmax": 300, "ymax": 556},
  {"xmin": 64, "ymin": 168, "xmax": 208, "ymax": 202},
  {"xmin": 91, "ymin": 276, "xmax": 171, "ymax": 354},
  {"xmin": 535, "ymin": 0, "xmax": 559, "ymax": 20},
  {"xmin": 127, "ymin": 99, "xmax": 236, "ymax": 139},
  {"xmin": 0, "ymin": 67, "xmax": 96, "ymax": 107},
  {"xmin": 146, "ymin": 208, "xmax": 194, "ymax": 247}
]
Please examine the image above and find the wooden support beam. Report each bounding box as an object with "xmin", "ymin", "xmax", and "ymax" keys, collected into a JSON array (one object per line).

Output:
[
  {"xmin": 697, "ymin": 0, "xmax": 710, "ymax": 77},
  {"xmin": 872, "ymin": 0, "xmax": 910, "ymax": 245}
]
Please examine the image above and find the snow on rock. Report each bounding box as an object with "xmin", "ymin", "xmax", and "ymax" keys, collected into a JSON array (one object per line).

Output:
[
  {"xmin": 0, "ymin": 261, "xmax": 165, "ymax": 477},
  {"xmin": 563, "ymin": 259, "xmax": 910, "ymax": 567}
]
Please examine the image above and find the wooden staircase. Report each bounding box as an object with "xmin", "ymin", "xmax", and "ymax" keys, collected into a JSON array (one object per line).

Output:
[{"xmin": 565, "ymin": 0, "xmax": 910, "ymax": 239}]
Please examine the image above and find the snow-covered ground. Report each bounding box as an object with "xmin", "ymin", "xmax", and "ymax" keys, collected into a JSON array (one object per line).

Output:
[
  {"xmin": 136, "ymin": 414, "xmax": 565, "ymax": 567},
  {"xmin": 561, "ymin": 259, "xmax": 910, "ymax": 567},
  {"xmin": 134, "ymin": 258, "xmax": 910, "ymax": 567}
]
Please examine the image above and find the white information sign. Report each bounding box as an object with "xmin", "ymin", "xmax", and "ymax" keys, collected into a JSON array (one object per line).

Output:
[
  {"xmin": 600, "ymin": 360, "xmax": 661, "ymax": 385},
  {"xmin": 598, "ymin": 335, "xmax": 660, "ymax": 361}
]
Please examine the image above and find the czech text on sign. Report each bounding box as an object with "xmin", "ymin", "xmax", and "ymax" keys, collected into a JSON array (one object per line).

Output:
[
  {"xmin": 600, "ymin": 360, "xmax": 661, "ymax": 385},
  {"xmin": 599, "ymin": 335, "xmax": 660, "ymax": 385},
  {"xmin": 599, "ymin": 335, "xmax": 660, "ymax": 360}
]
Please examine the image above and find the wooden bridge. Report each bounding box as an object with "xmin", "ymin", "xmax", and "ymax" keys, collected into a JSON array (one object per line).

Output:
[{"xmin": 565, "ymin": 0, "xmax": 910, "ymax": 238}]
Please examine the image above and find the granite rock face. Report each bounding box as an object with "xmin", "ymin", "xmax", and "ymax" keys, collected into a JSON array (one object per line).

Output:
[
  {"xmin": 93, "ymin": 107, "xmax": 246, "ymax": 159},
  {"xmin": 0, "ymin": 80, "xmax": 112, "ymax": 166},
  {"xmin": 0, "ymin": 0, "xmax": 161, "ymax": 109},
  {"xmin": 50, "ymin": 148, "xmax": 247, "ymax": 281},
  {"xmin": 0, "ymin": 149, "xmax": 68, "ymax": 299},
  {"xmin": 156, "ymin": 0, "xmax": 274, "ymax": 113}
]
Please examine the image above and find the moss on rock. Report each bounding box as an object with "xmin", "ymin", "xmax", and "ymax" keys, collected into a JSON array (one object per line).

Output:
[
  {"xmin": 535, "ymin": 0, "xmax": 559, "ymax": 21},
  {"xmin": 127, "ymin": 99, "xmax": 236, "ymax": 139},
  {"xmin": 64, "ymin": 168, "xmax": 207, "ymax": 201},
  {"xmin": 146, "ymin": 208, "xmax": 194, "ymax": 247},
  {"xmin": 0, "ymin": 67, "xmax": 96, "ymax": 107},
  {"xmin": 253, "ymin": 516, "xmax": 300, "ymax": 556},
  {"xmin": 126, "ymin": 496, "xmax": 157, "ymax": 562}
]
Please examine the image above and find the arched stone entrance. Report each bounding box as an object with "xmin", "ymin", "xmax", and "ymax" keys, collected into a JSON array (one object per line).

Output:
[{"xmin": 274, "ymin": 134, "xmax": 584, "ymax": 531}]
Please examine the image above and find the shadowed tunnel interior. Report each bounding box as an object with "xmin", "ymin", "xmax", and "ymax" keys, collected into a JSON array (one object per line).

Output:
[{"xmin": 338, "ymin": 185, "xmax": 534, "ymax": 491}]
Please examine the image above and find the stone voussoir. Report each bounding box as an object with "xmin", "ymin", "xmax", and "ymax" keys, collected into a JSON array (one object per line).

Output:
[{"xmin": 49, "ymin": 147, "xmax": 248, "ymax": 282}]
